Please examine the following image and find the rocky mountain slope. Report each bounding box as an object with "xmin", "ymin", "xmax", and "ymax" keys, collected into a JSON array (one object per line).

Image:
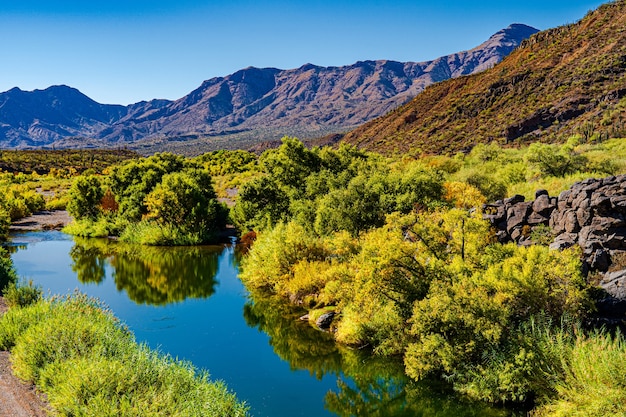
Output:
[
  {"xmin": 342, "ymin": 1, "xmax": 626, "ymax": 155},
  {"xmin": 0, "ymin": 24, "xmax": 537, "ymax": 151},
  {"xmin": 0, "ymin": 86, "xmax": 126, "ymax": 147}
]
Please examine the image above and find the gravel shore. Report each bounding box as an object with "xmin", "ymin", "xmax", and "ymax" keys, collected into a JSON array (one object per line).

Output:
[{"xmin": 10, "ymin": 210, "xmax": 72, "ymax": 232}]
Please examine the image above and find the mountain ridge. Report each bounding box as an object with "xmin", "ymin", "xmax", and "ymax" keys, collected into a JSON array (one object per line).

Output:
[{"xmin": 0, "ymin": 24, "xmax": 538, "ymax": 152}]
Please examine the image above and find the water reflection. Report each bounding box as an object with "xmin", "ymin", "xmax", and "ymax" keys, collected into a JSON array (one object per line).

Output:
[
  {"xmin": 70, "ymin": 237, "xmax": 220, "ymax": 305},
  {"xmin": 244, "ymin": 291, "xmax": 516, "ymax": 417}
]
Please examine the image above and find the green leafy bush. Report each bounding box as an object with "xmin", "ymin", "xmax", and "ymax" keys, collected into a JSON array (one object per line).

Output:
[
  {"xmin": 524, "ymin": 142, "xmax": 588, "ymax": 177},
  {"xmin": 0, "ymin": 247, "xmax": 18, "ymax": 293},
  {"xmin": 0, "ymin": 294, "xmax": 248, "ymax": 416},
  {"xmin": 404, "ymin": 245, "xmax": 590, "ymax": 403},
  {"xmin": 63, "ymin": 152, "xmax": 228, "ymax": 245}
]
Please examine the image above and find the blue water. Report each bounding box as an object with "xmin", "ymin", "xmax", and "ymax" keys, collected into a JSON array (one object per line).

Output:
[
  {"xmin": 8, "ymin": 231, "xmax": 339, "ymax": 417},
  {"xmin": 7, "ymin": 231, "xmax": 517, "ymax": 417}
]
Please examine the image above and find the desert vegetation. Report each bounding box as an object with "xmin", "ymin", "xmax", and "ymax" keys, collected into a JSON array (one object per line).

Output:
[
  {"xmin": 64, "ymin": 152, "xmax": 228, "ymax": 245},
  {"xmin": 230, "ymin": 136, "xmax": 626, "ymax": 413}
]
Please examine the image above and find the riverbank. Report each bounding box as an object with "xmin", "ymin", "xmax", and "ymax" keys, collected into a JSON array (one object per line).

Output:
[
  {"xmin": 10, "ymin": 210, "xmax": 72, "ymax": 232},
  {"xmin": 0, "ymin": 296, "xmax": 50, "ymax": 417},
  {"xmin": 0, "ymin": 293, "xmax": 249, "ymax": 417}
]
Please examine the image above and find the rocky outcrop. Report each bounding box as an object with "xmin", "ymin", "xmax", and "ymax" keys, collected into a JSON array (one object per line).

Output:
[
  {"xmin": 484, "ymin": 174, "xmax": 626, "ymax": 271},
  {"xmin": 483, "ymin": 190, "xmax": 557, "ymax": 246},
  {"xmin": 549, "ymin": 175, "xmax": 626, "ymax": 272},
  {"xmin": 315, "ymin": 312, "xmax": 336, "ymax": 330},
  {"xmin": 484, "ymin": 174, "xmax": 626, "ymax": 326}
]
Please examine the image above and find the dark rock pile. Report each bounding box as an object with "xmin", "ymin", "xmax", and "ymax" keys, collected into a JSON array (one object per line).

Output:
[
  {"xmin": 484, "ymin": 174, "xmax": 626, "ymax": 326},
  {"xmin": 484, "ymin": 174, "xmax": 626, "ymax": 270},
  {"xmin": 549, "ymin": 175, "xmax": 626, "ymax": 271},
  {"xmin": 483, "ymin": 189, "xmax": 557, "ymax": 246}
]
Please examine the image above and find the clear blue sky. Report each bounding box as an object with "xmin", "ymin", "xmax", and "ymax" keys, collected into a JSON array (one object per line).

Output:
[{"xmin": 0, "ymin": 0, "xmax": 607, "ymax": 105}]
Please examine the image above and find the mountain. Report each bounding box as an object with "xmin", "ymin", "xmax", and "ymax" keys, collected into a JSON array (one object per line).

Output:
[
  {"xmin": 0, "ymin": 86, "xmax": 127, "ymax": 148},
  {"xmin": 0, "ymin": 24, "xmax": 537, "ymax": 153},
  {"xmin": 341, "ymin": 1, "xmax": 626, "ymax": 155}
]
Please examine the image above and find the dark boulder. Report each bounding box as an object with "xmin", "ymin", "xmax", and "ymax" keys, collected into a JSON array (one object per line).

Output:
[
  {"xmin": 485, "ymin": 174, "xmax": 626, "ymax": 270},
  {"xmin": 316, "ymin": 311, "xmax": 336, "ymax": 330}
]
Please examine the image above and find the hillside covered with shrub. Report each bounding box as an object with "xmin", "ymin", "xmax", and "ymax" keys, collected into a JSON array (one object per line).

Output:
[{"xmin": 342, "ymin": 0, "xmax": 626, "ymax": 156}]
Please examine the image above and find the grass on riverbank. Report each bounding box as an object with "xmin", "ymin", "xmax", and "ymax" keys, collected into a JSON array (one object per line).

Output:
[
  {"xmin": 533, "ymin": 329, "xmax": 626, "ymax": 416},
  {"xmin": 0, "ymin": 292, "xmax": 248, "ymax": 417}
]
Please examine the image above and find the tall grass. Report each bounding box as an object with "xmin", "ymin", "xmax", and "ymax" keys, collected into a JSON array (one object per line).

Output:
[
  {"xmin": 534, "ymin": 330, "xmax": 626, "ymax": 416},
  {"xmin": 0, "ymin": 293, "xmax": 248, "ymax": 416},
  {"xmin": 451, "ymin": 314, "xmax": 577, "ymax": 404}
]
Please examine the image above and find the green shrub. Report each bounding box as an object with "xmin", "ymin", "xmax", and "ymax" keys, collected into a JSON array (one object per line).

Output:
[
  {"xmin": 107, "ymin": 152, "xmax": 187, "ymax": 222},
  {"xmin": 10, "ymin": 295, "xmax": 132, "ymax": 382},
  {"xmin": 44, "ymin": 194, "xmax": 69, "ymax": 210},
  {"xmin": 239, "ymin": 221, "xmax": 329, "ymax": 292},
  {"xmin": 453, "ymin": 315, "xmax": 577, "ymax": 403},
  {"xmin": 6, "ymin": 197, "xmax": 30, "ymax": 220},
  {"xmin": 231, "ymin": 176, "xmax": 291, "ymax": 231},
  {"xmin": 460, "ymin": 169, "xmax": 507, "ymax": 202},
  {"xmin": 143, "ymin": 169, "xmax": 228, "ymax": 241},
  {"xmin": 524, "ymin": 142, "xmax": 588, "ymax": 177},
  {"xmin": 39, "ymin": 349, "xmax": 248, "ymax": 417},
  {"xmin": 3, "ymin": 280, "xmax": 42, "ymax": 308},
  {"xmin": 404, "ymin": 245, "xmax": 590, "ymax": 403},
  {"xmin": 0, "ymin": 298, "xmax": 52, "ymax": 350},
  {"xmin": 66, "ymin": 175, "xmax": 105, "ymax": 220},
  {"xmin": 0, "ymin": 247, "xmax": 18, "ymax": 293},
  {"xmin": 22, "ymin": 190, "xmax": 45, "ymax": 213}
]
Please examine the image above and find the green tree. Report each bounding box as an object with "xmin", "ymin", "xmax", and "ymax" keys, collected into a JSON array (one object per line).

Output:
[
  {"xmin": 107, "ymin": 153, "xmax": 187, "ymax": 221},
  {"xmin": 525, "ymin": 143, "xmax": 588, "ymax": 177},
  {"xmin": 144, "ymin": 169, "xmax": 227, "ymax": 239},
  {"xmin": 0, "ymin": 248, "xmax": 18, "ymax": 293},
  {"xmin": 231, "ymin": 176, "xmax": 290, "ymax": 231},
  {"xmin": 314, "ymin": 174, "xmax": 384, "ymax": 236},
  {"xmin": 66, "ymin": 175, "xmax": 104, "ymax": 220},
  {"xmin": 0, "ymin": 193, "xmax": 12, "ymax": 240},
  {"xmin": 260, "ymin": 137, "xmax": 321, "ymax": 191}
]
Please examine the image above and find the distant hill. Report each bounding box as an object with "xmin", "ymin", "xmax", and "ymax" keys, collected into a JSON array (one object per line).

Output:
[
  {"xmin": 341, "ymin": 1, "xmax": 626, "ymax": 155},
  {"xmin": 0, "ymin": 86, "xmax": 126, "ymax": 147},
  {"xmin": 0, "ymin": 24, "xmax": 537, "ymax": 154}
]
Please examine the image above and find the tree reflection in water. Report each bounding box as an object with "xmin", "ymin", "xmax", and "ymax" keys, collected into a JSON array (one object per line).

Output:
[
  {"xmin": 70, "ymin": 237, "xmax": 220, "ymax": 305},
  {"xmin": 244, "ymin": 290, "xmax": 519, "ymax": 417}
]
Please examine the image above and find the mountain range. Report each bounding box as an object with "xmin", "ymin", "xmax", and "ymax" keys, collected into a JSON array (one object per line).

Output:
[
  {"xmin": 342, "ymin": 1, "xmax": 626, "ymax": 155},
  {"xmin": 0, "ymin": 24, "xmax": 538, "ymax": 154}
]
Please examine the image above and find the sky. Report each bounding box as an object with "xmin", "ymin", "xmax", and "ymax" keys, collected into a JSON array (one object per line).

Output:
[{"xmin": 0, "ymin": 0, "xmax": 608, "ymax": 105}]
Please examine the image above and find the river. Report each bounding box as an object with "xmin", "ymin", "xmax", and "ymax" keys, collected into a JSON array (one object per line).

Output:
[{"xmin": 7, "ymin": 230, "xmax": 519, "ymax": 417}]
